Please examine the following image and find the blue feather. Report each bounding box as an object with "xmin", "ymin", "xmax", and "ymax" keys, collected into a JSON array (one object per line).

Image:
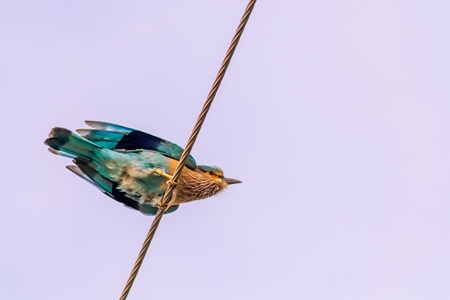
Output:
[
  {"xmin": 79, "ymin": 121, "xmax": 197, "ymax": 169},
  {"xmin": 84, "ymin": 120, "xmax": 134, "ymax": 133},
  {"xmin": 66, "ymin": 165, "xmax": 114, "ymax": 197},
  {"xmin": 68, "ymin": 161, "xmax": 179, "ymax": 216},
  {"xmin": 45, "ymin": 127, "xmax": 100, "ymax": 160},
  {"xmin": 45, "ymin": 126, "xmax": 179, "ymax": 216}
]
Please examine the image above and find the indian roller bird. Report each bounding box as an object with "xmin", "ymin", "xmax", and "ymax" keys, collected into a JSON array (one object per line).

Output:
[{"xmin": 44, "ymin": 121, "xmax": 241, "ymax": 215}]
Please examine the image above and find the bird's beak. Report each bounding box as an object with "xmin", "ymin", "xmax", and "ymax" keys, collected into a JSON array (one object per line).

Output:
[{"xmin": 224, "ymin": 177, "xmax": 242, "ymax": 185}]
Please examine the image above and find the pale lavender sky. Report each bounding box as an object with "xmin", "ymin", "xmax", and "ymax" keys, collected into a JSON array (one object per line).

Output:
[{"xmin": 1, "ymin": 1, "xmax": 450, "ymax": 299}]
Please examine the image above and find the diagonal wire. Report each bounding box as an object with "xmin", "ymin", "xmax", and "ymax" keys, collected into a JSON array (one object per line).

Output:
[{"xmin": 118, "ymin": 1, "xmax": 257, "ymax": 299}]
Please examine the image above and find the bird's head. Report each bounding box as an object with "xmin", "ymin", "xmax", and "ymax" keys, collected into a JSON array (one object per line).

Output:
[
  {"xmin": 178, "ymin": 165, "xmax": 241, "ymax": 201},
  {"xmin": 197, "ymin": 165, "xmax": 242, "ymax": 188}
]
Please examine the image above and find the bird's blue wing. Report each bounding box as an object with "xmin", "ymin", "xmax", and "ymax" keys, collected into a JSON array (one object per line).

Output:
[
  {"xmin": 66, "ymin": 164, "xmax": 179, "ymax": 216},
  {"xmin": 77, "ymin": 121, "xmax": 197, "ymax": 170}
]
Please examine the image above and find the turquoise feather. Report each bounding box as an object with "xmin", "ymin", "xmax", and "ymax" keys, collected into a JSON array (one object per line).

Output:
[
  {"xmin": 80, "ymin": 121, "xmax": 197, "ymax": 169},
  {"xmin": 44, "ymin": 121, "xmax": 241, "ymax": 216},
  {"xmin": 45, "ymin": 127, "xmax": 179, "ymax": 215},
  {"xmin": 66, "ymin": 165, "xmax": 114, "ymax": 197}
]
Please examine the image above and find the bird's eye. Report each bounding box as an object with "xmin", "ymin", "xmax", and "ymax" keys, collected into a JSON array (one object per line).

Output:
[{"xmin": 208, "ymin": 171, "xmax": 214, "ymax": 175}]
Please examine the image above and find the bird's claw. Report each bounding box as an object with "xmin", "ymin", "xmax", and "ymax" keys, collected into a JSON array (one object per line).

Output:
[
  {"xmin": 166, "ymin": 180, "xmax": 177, "ymax": 187},
  {"xmin": 157, "ymin": 200, "xmax": 172, "ymax": 212},
  {"xmin": 154, "ymin": 168, "xmax": 178, "ymax": 187},
  {"xmin": 155, "ymin": 169, "xmax": 177, "ymax": 211}
]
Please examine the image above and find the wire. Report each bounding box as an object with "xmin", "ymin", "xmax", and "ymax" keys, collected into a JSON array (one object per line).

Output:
[{"xmin": 119, "ymin": 1, "xmax": 257, "ymax": 299}]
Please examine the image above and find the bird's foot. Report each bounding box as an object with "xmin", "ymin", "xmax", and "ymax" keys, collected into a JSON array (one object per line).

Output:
[
  {"xmin": 154, "ymin": 169, "xmax": 178, "ymax": 187},
  {"xmin": 154, "ymin": 168, "xmax": 173, "ymax": 180},
  {"xmin": 165, "ymin": 180, "xmax": 177, "ymax": 188},
  {"xmin": 157, "ymin": 199, "xmax": 173, "ymax": 212}
]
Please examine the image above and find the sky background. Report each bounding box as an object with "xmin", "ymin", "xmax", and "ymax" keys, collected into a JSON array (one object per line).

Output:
[{"xmin": 1, "ymin": 0, "xmax": 450, "ymax": 299}]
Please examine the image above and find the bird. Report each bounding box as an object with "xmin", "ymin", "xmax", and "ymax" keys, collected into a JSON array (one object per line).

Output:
[{"xmin": 44, "ymin": 120, "xmax": 241, "ymax": 215}]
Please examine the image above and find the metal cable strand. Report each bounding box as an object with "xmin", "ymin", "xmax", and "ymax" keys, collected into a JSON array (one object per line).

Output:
[{"xmin": 119, "ymin": 1, "xmax": 256, "ymax": 299}]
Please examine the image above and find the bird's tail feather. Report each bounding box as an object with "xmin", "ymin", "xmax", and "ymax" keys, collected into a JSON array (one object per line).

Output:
[
  {"xmin": 72, "ymin": 158, "xmax": 114, "ymax": 195},
  {"xmin": 45, "ymin": 127, "xmax": 100, "ymax": 160},
  {"xmin": 66, "ymin": 165, "xmax": 113, "ymax": 197}
]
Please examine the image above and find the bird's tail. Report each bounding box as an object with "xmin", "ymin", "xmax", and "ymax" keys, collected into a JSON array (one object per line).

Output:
[{"xmin": 45, "ymin": 127, "xmax": 101, "ymax": 160}]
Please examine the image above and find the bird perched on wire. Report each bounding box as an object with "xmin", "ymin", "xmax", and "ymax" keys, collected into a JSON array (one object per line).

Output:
[{"xmin": 44, "ymin": 121, "xmax": 241, "ymax": 215}]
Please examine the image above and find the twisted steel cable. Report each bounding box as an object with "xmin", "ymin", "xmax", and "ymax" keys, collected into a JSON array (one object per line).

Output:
[{"xmin": 119, "ymin": 1, "xmax": 257, "ymax": 299}]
